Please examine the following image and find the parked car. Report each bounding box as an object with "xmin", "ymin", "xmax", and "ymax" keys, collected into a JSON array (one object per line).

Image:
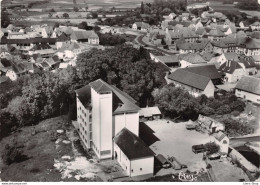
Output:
[
  {"xmin": 186, "ymin": 123, "xmax": 197, "ymax": 130},
  {"xmin": 192, "ymin": 144, "xmax": 205, "ymax": 154}
]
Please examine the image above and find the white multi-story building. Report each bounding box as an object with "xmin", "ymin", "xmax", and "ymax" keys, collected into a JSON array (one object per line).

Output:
[
  {"xmin": 75, "ymin": 79, "xmax": 141, "ymax": 160},
  {"xmin": 75, "ymin": 79, "xmax": 155, "ymax": 178}
]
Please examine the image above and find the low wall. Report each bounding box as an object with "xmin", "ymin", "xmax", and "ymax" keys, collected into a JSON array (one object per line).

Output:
[{"xmin": 229, "ymin": 146, "xmax": 259, "ymax": 181}]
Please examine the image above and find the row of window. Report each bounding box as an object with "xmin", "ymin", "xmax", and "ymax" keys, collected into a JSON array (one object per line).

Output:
[
  {"xmin": 131, "ymin": 168, "xmax": 142, "ymax": 173},
  {"xmin": 92, "ymin": 142, "xmax": 99, "ymax": 154}
]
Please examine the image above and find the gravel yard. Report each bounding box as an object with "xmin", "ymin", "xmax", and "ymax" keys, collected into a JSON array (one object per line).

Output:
[{"xmin": 142, "ymin": 119, "xmax": 215, "ymax": 172}]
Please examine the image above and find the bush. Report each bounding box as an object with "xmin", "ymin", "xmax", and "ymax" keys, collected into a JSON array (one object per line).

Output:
[
  {"xmin": 221, "ymin": 118, "xmax": 254, "ymax": 137},
  {"xmin": 200, "ymin": 106, "xmax": 215, "ymax": 116},
  {"xmin": 204, "ymin": 142, "xmax": 219, "ymax": 155},
  {"xmin": 1, "ymin": 144, "xmax": 29, "ymax": 165},
  {"xmin": 230, "ymin": 100, "xmax": 246, "ymax": 112},
  {"xmin": 232, "ymin": 110, "xmax": 240, "ymax": 117},
  {"xmin": 216, "ymin": 105, "xmax": 231, "ymax": 115}
]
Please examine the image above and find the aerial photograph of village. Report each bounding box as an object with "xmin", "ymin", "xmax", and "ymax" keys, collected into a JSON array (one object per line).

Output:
[{"xmin": 0, "ymin": 0, "xmax": 259, "ymax": 183}]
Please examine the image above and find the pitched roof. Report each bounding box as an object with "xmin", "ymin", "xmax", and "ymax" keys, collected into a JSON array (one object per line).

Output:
[
  {"xmin": 218, "ymin": 60, "xmax": 242, "ymax": 74},
  {"xmin": 214, "ymin": 131, "xmax": 227, "ymax": 142},
  {"xmin": 223, "ymin": 52, "xmax": 239, "ymax": 61},
  {"xmin": 0, "ymin": 37, "xmax": 57, "ymax": 45},
  {"xmin": 185, "ymin": 64, "xmax": 222, "ymax": 80},
  {"xmin": 70, "ymin": 30, "xmax": 99, "ymax": 40},
  {"xmin": 134, "ymin": 22, "xmax": 150, "ymax": 29},
  {"xmin": 113, "ymin": 128, "xmax": 154, "ymax": 160},
  {"xmin": 57, "ymin": 33, "xmax": 70, "ymax": 41},
  {"xmin": 180, "ymin": 53, "xmax": 207, "ymax": 64},
  {"xmin": 79, "ymin": 79, "xmax": 140, "ymax": 114},
  {"xmin": 168, "ymin": 27, "xmax": 198, "ymax": 39},
  {"xmin": 139, "ymin": 106, "xmax": 161, "ymax": 117},
  {"xmin": 75, "ymin": 85, "xmax": 92, "ymax": 107},
  {"xmin": 242, "ymin": 38, "xmax": 260, "ymax": 49},
  {"xmin": 235, "ymin": 76, "xmax": 260, "ymax": 95},
  {"xmin": 168, "ymin": 68, "xmax": 211, "ymax": 90},
  {"xmin": 155, "ymin": 55, "xmax": 179, "ymax": 64},
  {"xmin": 238, "ymin": 56, "xmax": 256, "ymax": 68}
]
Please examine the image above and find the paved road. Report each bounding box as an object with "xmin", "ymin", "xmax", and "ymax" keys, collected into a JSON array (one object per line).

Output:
[
  {"xmin": 135, "ymin": 33, "xmax": 179, "ymax": 55},
  {"xmin": 229, "ymin": 134, "xmax": 260, "ymax": 147}
]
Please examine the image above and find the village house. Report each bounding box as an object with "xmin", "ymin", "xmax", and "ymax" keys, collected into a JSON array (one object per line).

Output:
[
  {"xmin": 177, "ymin": 39, "xmax": 213, "ymax": 54},
  {"xmin": 28, "ymin": 43, "xmax": 56, "ymax": 58},
  {"xmin": 132, "ymin": 22, "xmax": 150, "ymax": 32},
  {"xmin": 139, "ymin": 106, "xmax": 161, "ymax": 121},
  {"xmin": 113, "ymin": 128, "xmax": 154, "ymax": 179},
  {"xmin": 179, "ymin": 53, "xmax": 207, "ymax": 68},
  {"xmin": 250, "ymin": 21, "xmax": 260, "ymax": 31},
  {"xmin": 70, "ymin": 30, "xmax": 99, "ymax": 44},
  {"xmin": 197, "ymin": 115, "xmax": 225, "ymax": 134},
  {"xmin": 235, "ymin": 76, "xmax": 260, "ymax": 104},
  {"xmin": 237, "ymin": 55, "xmax": 257, "ymax": 75},
  {"xmin": 151, "ymin": 54, "xmax": 180, "ymax": 68},
  {"xmin": 56, "ymin": 42, "xmax": 81, "ymax": 59},
  {"xmin": 167, "ymin": 68, "xmax": 215, "ymax": 97},
  {"xmin": 56, "ymin": 33, "xmax": 71, "ymax": 49},
  {"xmin": 165, "ymin": 27, "xmax": 199, "ymax": 45},
  {"xmin": 218, "ymin": 60, "xmax": 247, "ymax": 83},
  {"xmin": 184, "ymin": 64, "xmax": 223, "ymax": 85},
  {"xmin": 237, "ymin": 38, "xmax": 260, "ymax": 56},
  {"xmin": 213, "ymin": 131, "xmax": 229, "ymax": 156},
  {"xmin": 42, "ymin": 26, "xmax": 54, "ymax": 38}
]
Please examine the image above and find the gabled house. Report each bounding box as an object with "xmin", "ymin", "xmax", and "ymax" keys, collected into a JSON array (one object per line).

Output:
[
  {"xmin": 213, "ymin": 131, "xmax": 229, "ymax": 155},
  {"xmin": 70, "ymin": 30, "xmax": 99, "ymax": 44},
  {"xmin": 179, "ymin": 53, "xmax": 207, "ymax": 68},
  {"xmin": 132, "ymin": 22, "xmax": 150, "ymax": 32},
  {"xmin": 197, "ymin": 115, "xmax": 225, "ymax": 134},
  {"xmin": 113, "ymin": 128, "xmax": 154, "ymax": 179},
  {"xmin": 218, "ymin": 60, "xmax": 247, "ymax": 83},
  {"xmin": 151, "ymin": 54, "xmax": 180, "ymax": 68},
  {"xmin": 56, "ymin": 33, "xmax": 71, "ymax": 49},
  {"xmin": 28, "ymin": 43, "xmax": 55, "ymax": 58},
  {"xmin": 167, "ymin": 68, "xmax": 215, "ymax": 97},
  {"xmin": 165, "ymin": 27, "xmax": 199, "ymax": 45},
  {"xmin": 42, "ymin": 26, "xmax": 54, "ymax": 38},
  {"xmin": 237, "ymin": 55, "xmax": 257, "ymax": 75},
  {"xmin": 177, "ymin": 39, "xmax": 213, "ymax": 54},
  {"xmin": 235, "ymin": 76, "xmax": 260, "ymax": 104},
  {"xmin": 184, "ymin": 64, "xmax": 223, "ymax": 85}
]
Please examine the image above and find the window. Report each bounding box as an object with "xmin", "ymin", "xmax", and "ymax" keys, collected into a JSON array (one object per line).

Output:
[
  {"xmin": 140, "ymin": 168, "xmax": 142, "ymax": 171},
  {"xmin": 131, "ymin": 169, "xmax": 133, "ymax": 173}
]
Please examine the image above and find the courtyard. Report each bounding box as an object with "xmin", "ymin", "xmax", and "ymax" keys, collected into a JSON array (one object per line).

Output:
[{"xmin": 140, "ymin": 119, "xmax": 251, "ymax": 181}]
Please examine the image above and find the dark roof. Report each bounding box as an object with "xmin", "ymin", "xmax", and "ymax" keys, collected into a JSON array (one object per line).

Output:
[
  {"xmin": 114, "ymin": 128, "xmax": 154, "ymax": 160},
  {"xmin": 89, "ymin": 79, "xmax": 112, "ymax": 94},
  {"xmin": 180, "ymin": 53, "xmax": 206, "ymax": 64},
  {"xmin": 70, "ymin": 30, "xmax": 99, "ymax": 40},
  {"xmin": 30, "ymin": 43, "xmax": 51, "ymax": 51},
  {"xmin": 235, "ymin": 76, "xmax": 260, "ymax": 95},
  {"xmin": 168, "ymin": 68, "xmax": 211, "ymax": 90},
  {"xmin": 238, "ymin": 56, "xmax": 256, "ymax": 68},
  {"xmin": 0, "ymin": 37, "xmax": 57, "ymax": 45},
  {"xmin": 77, "ymin": 79, "xmax": 140, "ymax": 114},
  {"xmin": 75, "ymin": 85, "xmax": 92, "ymax": 108},
  {"xmin": 218, "ymin": 60, "xmax": 242, "ymax": 74},
  {"xmin": 185, "ymin": 64, "xmax": 222, "ymax": 80},
  {"xmin": 57, "ymin": 33, "xmax": 70, "ymax": 42},
  {"xmin": 156, "ymin": 154, "xmax": 168, "ymax": 164}
]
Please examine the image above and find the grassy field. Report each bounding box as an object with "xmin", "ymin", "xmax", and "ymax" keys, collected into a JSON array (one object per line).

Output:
[{"xmin": 2, "ymin": 0, "xmax": 153, "ymax": 10}]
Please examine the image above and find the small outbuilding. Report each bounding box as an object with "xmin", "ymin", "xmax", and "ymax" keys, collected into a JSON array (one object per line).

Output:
[
  {"xmin": 139, "ymin": 106, "xmax": 162, "ymax": 121},
  {"xmin": 113, "ymin": 128, "xmax": 154, "ymax": 180}
]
